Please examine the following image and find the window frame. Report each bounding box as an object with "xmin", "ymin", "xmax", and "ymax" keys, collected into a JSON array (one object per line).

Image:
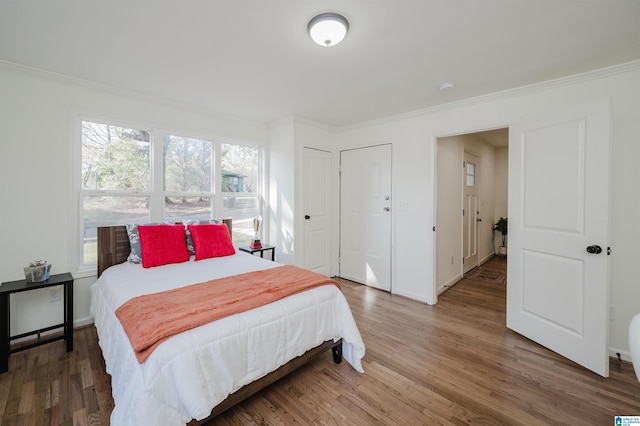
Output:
[{"xmin": 75, "ymin": 116, "xmax": 264, "ymax": 275}]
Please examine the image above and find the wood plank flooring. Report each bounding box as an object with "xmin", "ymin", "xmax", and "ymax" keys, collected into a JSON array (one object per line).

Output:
[{"xmin": 1, "ymin": 255, "xmax": 639, "ymax": 425}]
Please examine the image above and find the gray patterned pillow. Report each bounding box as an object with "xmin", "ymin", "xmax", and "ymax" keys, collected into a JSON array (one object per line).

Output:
[
  {"xmin": 126, "ymin": 223, "xmax": 161, "ymax": 263},
  {"xmin": 182, "ymin": 219, "xmax": 221, "ymax": 255},
  {"xmin": 126, "ymin": 224, "xmax": 143, "ymax": 263}
]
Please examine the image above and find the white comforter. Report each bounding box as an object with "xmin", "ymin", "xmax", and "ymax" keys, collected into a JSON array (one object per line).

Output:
[{"xmin": 90, "ymin": 252, "xmax": 365, "ymax": 425}]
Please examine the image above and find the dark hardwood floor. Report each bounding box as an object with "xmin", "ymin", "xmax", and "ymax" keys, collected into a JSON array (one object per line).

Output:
[{"xmin": 1, "ymin": 255, "xmax": 639, "ymax": 425}]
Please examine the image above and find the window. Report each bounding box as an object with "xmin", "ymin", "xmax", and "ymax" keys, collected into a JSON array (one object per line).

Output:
[
  {"xmin": 78, "ymin": 118, "xmax": 263, "ymax": 270},
  {"xmin": 221, "ymin": 143, "xmax": 261, "ymax": 243},
  {"xmin": 80, "ymin": 121, "xmax": 151, "ymax": 266},
  {"xmin": 465, "ymin": 161, "xmax": 476, "ymax": 187},
  {"xmin": 163, "ymin": 135, "xmax": 213, "ymax": 221}
]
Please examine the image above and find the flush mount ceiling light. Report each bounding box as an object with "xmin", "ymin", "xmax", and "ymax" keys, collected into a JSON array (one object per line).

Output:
[{"xmin": 307, "ymin": 12, "xmax": 349, "ymax": 47}]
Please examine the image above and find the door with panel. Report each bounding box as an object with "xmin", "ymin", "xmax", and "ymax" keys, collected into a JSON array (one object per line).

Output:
[
  {"xmin": 339, "ymin": 145, "xmax": 392, "ymax": 291},
  {"xmin": 463, "ymin": 151, "xmax": 480, "ymax": 274},
  {"xmin": 302, "ymin": 147, "xmax": 332, "ymax": 276},
  {"xmin": 507, "ymin": 98, "xmax": 610, "ymax": 376}
]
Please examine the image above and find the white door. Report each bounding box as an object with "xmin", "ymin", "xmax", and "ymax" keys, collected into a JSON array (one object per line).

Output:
[
  {"xmin": 340, "ymin": 145, "xmax": 392, "ymax": 291},
  {"xmin": 463, "ymin": 152, "xmax": 480, "ymax": 274},
  {"xmin": 507, "ymin": 98, "xmax": 610, "ymax": 377},
  {"xmin": 302, "ymin": 147, "xmax": 332, "ymax": 276}
]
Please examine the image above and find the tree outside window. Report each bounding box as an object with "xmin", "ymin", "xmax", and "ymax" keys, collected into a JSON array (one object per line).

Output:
[{"xmin": 79, "ymin": 119, "xmax": 263, "ymax": 269}]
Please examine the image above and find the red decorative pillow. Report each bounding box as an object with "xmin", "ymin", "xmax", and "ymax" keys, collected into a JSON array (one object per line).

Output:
[
  {"xmin": 138, "ymin": 224, "xmax": 190, "ymax": 268},
  {"xmin": 188, "ymin": 224, "xmax": 236, "ymax": 261}
]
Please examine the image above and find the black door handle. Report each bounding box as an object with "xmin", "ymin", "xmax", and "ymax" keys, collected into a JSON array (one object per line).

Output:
[
  {"xmin": 586, "ymin": 245, "xmax": 602, "ymax": 254},
  {"xmin": 304, "ymin": 215, "xmax": 311, "ymax": 220}
]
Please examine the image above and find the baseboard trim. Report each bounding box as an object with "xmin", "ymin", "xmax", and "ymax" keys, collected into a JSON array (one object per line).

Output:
[
  {"xmin": 74, "ymin": 316, "xmax": 94, "ymax": 328},
  {"xmin": 438, "ymin": 273, "xmax": 463, "ymax": 295},
  {"xmin": 480, "ymin": 252, "xmax": 496, "ymax": 265},
  {"xmin": 609, "ymin": 347, "xmax": 632, "ymax": 363}
]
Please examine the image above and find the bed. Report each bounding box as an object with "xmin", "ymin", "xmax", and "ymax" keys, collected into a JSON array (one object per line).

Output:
[{"xmin": 90, "ymin": 220, "xmax": 366, "ymax": 425}]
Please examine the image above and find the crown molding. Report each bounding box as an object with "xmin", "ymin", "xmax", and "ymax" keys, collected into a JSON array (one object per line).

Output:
[
  {"xmin": 292, "ymin": 115, "xmax": 336, "ymax": 131},
  {"xmin": 0, "ymin": 59, "xmax": 266, "ymax": 129},
  {"xmin": 338, "ymin": 59, "xmax": 640, "ymax": 131},
  {"xmin": 3, "ymin": 58, "xmax": 639, "ymax": 133}
]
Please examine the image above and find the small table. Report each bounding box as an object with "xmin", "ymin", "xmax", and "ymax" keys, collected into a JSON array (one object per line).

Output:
[
  {"xmin": 239, "ymin": 245, "xmax": 276, "ymax": 261},
  {"xmin": 0, "ymin": 272, "xmax": 74, "ymax": 373}
]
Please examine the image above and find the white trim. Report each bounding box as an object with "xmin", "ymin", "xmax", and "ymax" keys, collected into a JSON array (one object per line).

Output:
[
  {"xmin": 0, "ymin": 59, "xmax": 266, "ymax": 128},
  {"xmin": 393, "ymin": 288, "xmax": 429, "ymax": 304},
  {"xmin": 74, "ymin": 316, "xmax": 95, "ymax": 328},
  {"xmin": 438, "ymin": 274, "xmax": 463, "ymax": 296},
  {"xmin": 74, "ymin": 115, "xmax": 265, "ymax": 269},
  {"xmin": 338, "ymin": 60, "xmax": 640, "ymax": 131},
  {"xmin": 73, "ymin": 268, "xmax": 97, "ymax": 280},
  {"xmin": 610, "ymin": 347, "xmax": 632, "ymax": 363},
  {"xmin": 479, "ymin": 252, "xmax": 495, "ymax": 265}
]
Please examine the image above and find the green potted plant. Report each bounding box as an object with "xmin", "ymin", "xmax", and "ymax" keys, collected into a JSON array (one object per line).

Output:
[{"xmin": 493, "ymin": 217, "xmax": 508, "ymax": 257}]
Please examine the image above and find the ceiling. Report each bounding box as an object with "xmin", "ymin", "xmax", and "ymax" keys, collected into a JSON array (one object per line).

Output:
[
  {"xmin": 1, "ymin": 1, "xmax": 639, "ymax": 127},
  {"xmin": 474, "ymin": 129, "xmax": 509, "ymax": 148}
]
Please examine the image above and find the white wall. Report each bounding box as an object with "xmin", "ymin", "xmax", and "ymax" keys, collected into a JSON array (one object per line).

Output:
[
  {"xmin": 435, "ymin": 134, "xmax": 499, "ymax": 293},
  {"xmin": 336, "ymin": 63, "xmax": 640, "ymax": 358},
  {"xmin": 268, "ymin": 117, "xmax": 296, "ymax": 265},
  {"xmin": 436, "ymin": 139, "xmax": 464, "ymax": 291},
  {"xmin": 268, "ymin": 117, "xmax": 336, "ymax": 270},
  {"xmin": 337, "ymin": 118, "xmax": 435, "ymax": 303},
  {"xmin": 0, "ymin": 63, "xmax": 268, "ymax": 335},
  {"xmin": 3, "ymin": 59, "xmax": 639, "ymax": 363},
  {"xmin": 493, "ymin": 146, "xmax": 509, "ymax": 253},
  {"xmin": 291, "ymin": 119, "xmax": 337, "ymax": 274}
]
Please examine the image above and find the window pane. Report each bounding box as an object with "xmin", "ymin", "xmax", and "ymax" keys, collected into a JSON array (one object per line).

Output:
[
  {"xmin": 221, "ymin": 143, "xmax": 258, "ymax": 193},
  {"xmin": 82, "ymin": 196, "xmax": 150, "ymax": 265},
  {"xmin": 466, "ymin": 162, "xmax": 476, "ymax": 187},
  {"xmin": 223, "ymin": 196, "xmax": 258, "ymax": 244},
  {"xmin": 79, "ymin": 119, "xmax": 263, "ymax": 271},
  {"xmin": 82, "ymin": 121, "xmax": 150, "ymax": 191},
  {"xmin": 164, "ymin": 135, "xmax": 212, "ymax": 193},
  {"xmin": 466, "ymin": 163, "xmax": 475, "ymax": 175},
  {"xmin": 165, "ymin": 196, "xmax": 212, "ymax": 222}
]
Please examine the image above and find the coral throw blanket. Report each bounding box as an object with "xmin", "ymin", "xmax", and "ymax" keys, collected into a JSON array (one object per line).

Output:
[{"xmin": 115, "ymin": 265, "xmax": 341, "ymax": 363}]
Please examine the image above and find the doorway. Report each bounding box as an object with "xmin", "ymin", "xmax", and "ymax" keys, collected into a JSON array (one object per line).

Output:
[
  {"xmin": 432, "ymin": 98, "xmax": 610, "ymax": 377},
  {"xmin": 463, "ymin": 151, "xmax": 480, "ymax": 274},
  {"xmin": 435, "ymin": 129, "xmax": 509, "ymax": 295}
]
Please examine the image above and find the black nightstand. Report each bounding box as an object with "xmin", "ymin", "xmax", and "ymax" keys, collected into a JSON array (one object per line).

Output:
[
  {"xmin": 0, "ymin": 272, "xmax": 74, "ymax": 373},
  {"xmin": 239, "ymin": 245, "xmax": 276, "ymax": 261}
]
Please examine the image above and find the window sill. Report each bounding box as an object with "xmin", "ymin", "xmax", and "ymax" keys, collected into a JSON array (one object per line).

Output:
[{"xmin": 73, "ymin": 267, "xmax": 98, "ymax": 280}]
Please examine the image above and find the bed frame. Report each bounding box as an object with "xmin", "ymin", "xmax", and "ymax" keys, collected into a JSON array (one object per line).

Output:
[{"xmin": 96, "ymin": 219, "xmax": 343, "ymax": 424}]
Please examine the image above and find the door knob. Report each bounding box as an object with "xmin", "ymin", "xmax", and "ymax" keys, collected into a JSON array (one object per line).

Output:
[
  {"xmin": 383, "ymin": 207, "xmax": 390, "ymax": 212},
  {"xmin": 586, "ymin": 245, "xmax": 602, "ymax": 254},
  {"xmin": 476, "ymin": 218, "xmax": 482, "ymax": 222},
  {"xmin": 304, "ymin": 215, "xmax": 311, "ymax": 220}
]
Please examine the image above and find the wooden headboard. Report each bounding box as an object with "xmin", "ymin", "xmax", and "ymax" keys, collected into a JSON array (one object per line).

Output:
[{"xmin": 97, "ymin": 219, "xmax": 233, "ymax": 277}]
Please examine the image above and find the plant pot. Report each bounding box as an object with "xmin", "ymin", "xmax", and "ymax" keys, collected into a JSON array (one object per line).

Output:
[{"xmin": 498, "ymin": 246, "xmax": 507, "ymax": 257}]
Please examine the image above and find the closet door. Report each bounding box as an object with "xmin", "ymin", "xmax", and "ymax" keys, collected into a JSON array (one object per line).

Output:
[
  {"xmin": 302, "ymin": 147, "xmax": 332, "ymax": 276},
  {"xmin": 340, "ymin": 144, "xmax": 392, "ymax": 291}
]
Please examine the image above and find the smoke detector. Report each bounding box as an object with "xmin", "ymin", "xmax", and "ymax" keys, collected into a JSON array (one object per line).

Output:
[{"xmin": 438, "ymin": 81, "xmax": 456, "ymax": 91}]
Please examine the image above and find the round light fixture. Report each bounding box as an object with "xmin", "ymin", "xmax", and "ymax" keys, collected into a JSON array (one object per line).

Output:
[{"xmin": 307, "ymin": 13, "xmax": 349, "ymax": 47}]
